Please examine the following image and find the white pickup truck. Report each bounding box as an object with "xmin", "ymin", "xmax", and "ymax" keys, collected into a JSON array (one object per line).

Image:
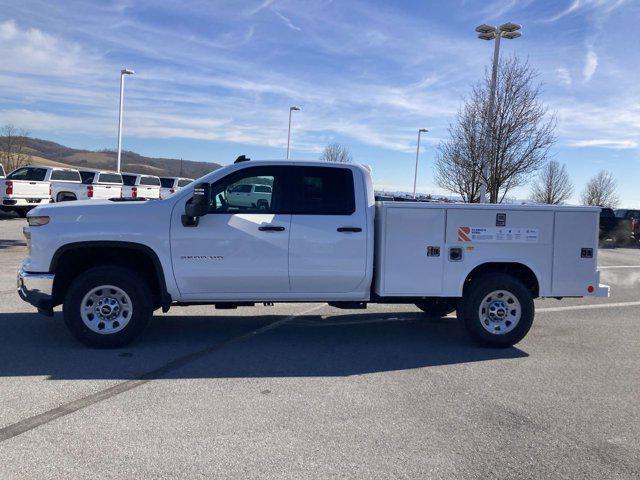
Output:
[
  {"xmin": 2, "ymin": 165, "xmax": 52, "ymax": 217},
  {"xmin": 79, "ymin": 169, "xmax": 124, "ymax": 199},
  {"xmin": 121, "ymin": 173, "xmax": 161, "ymax": 199},
  {"xmin": 18, "ymin": 160, "xmax": 609, "ymax": 348},
  {"xmin": 159, "ymin": 176, "xmax": 194, "ymax": 199}
]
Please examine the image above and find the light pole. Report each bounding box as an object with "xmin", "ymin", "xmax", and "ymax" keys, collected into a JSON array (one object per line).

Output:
[
  {"xmin": 475, "ymin": 22, "xmax": 521, "ymax": 202},
  {"xmin": 412, "ymin": 128, "xmax": 428, "ymax": 198},
  {"xmin": 116, "ymin": 68, "xmax": 135, "ymax": 173},
  {"xmin": 286, "ymin": 106, "xmax": 300, "ymax": 160}
]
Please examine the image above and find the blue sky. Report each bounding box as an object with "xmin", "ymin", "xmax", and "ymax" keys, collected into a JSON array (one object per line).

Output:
[{"xmin": 0, "ymin": 0, "xmax": 638, "ymax": 204}]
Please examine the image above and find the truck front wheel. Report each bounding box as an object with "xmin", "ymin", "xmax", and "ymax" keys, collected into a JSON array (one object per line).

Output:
[
  {"xmin": 63, "ymin": 266, "xmax": 153, "ymax": 347},
  {"xmin": 458, "ymin": 273, "xmax": 534, "ymax": 347}
]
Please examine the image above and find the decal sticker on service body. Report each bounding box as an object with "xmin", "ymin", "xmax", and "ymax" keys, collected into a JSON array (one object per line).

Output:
[{"xmin": 457, "ymin": 226, "xmax": 539, "ymax": 243}]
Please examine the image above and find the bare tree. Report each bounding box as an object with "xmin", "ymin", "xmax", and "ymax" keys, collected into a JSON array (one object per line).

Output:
[
  {"xmin": 0, "ymin": 125, "xmax": 31, "ymax": 172},
  {"xmin": 435, "ymin": 56, "xmax": 556, "ymax": 203},
  {"xmin": 320, "ymin": 143, "xmax": 352, "ymax": 163},
  {"xmin": 581, "ymin": 170, "xmax": 619, "ymax": 208},
  {"xmin": 530, "ymin": 160, "xmax": 574, "ymax": 204}
]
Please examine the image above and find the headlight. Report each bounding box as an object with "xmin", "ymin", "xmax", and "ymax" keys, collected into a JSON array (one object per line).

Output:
[{"xmin": 27, "ymin": 216, "xmax": 50, "ymax": 226}]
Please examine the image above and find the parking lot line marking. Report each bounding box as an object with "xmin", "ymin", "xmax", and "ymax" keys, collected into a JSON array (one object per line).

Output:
[
  {"xmin": 0, "ymin": 304, "xmax": 324, "ymax": 443},
  {"xmin": 599, "ymin": 265, "xmax": 640, "ymax": 269},
  {"xmin": 538, "ymin": 301, "xmax": 640, "ymax": 313}
]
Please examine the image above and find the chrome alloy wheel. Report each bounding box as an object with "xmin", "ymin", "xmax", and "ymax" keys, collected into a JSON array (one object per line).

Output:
[
  {"xmin": 478, "ymin": 289, "xmax": 521, "ymax": 335},
  {"xmin": 80, "ymin": 285, "xmax": 133, "ymax": 334}
]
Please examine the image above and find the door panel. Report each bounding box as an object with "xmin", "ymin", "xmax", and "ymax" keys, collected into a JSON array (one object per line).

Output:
[
  {"xmin": 171, "ymin": 213, "xmax": 291, "ymax": 294},
  {"xmin": 289, "ymin": 215, "xmax": 366, "ymax": 292}
]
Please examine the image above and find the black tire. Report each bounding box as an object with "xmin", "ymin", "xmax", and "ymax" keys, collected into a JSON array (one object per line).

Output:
[
  {"xmin": 415, "ymin": 298, "xmax": 457, "ymax": 318},
  {"xmin": 458, "ymin": 273, "xmax": 534, "ymax": 347},
  {"xmin": 63, "ymin": 266, "xmax": 153, "ymax": 347}
]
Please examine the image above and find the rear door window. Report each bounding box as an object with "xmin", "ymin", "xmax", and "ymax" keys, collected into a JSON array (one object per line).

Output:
[
  {"xmin": 291, "ymin": 167, "xmax": 355, "ymax": 215},
  {"xmin": 177, "ymin": 179, "xmax": 192, "ymax": 188}
]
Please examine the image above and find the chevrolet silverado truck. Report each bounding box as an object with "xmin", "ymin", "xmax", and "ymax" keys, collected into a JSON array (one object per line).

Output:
[
  {"xmin": 18, "ymin": 160, "xmax": 609, "ymax": 348},
  {"xmin": 160, "ymin": 176, "xmax": 194, "ymax": 199},
  {"xmin": 2, "ymin": 166, "xmax": 52, "ymax": 217},
  {"xmin": 121, "ymin": 173, "xmax": 161, "ymax": 199},
  {"xmin": 79, "ymin": 169, "xmax": 124, "ymax": 200}
]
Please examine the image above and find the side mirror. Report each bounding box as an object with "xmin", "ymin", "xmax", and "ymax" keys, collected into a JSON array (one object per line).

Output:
[{"xmin": 183, "ymin": 182, "xmax": 210, "ymax": 226}]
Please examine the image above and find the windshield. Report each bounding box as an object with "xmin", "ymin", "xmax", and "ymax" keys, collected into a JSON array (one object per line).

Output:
[{"xmin": 122, "ymin": 174, "xmax": 137, "ymax": 186}]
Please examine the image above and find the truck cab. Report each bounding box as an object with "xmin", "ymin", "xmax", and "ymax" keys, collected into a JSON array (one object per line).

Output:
[
  {"xmin": 2, "ymin": 165, "xmax": 52, "ymax": 217},
  {"xmin": 159, "ymin": 177, "xmax": 193, "ymax": 199},
  {"xmin": 17, "ymin": 160, "xmax": 608, "ymax": 348}
]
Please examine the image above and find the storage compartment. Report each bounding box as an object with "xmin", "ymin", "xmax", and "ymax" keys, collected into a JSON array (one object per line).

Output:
[
  {"xmin": 374, "ymin": 204, "xmax": 446, "ymax": 296},
  {"xmin": 552, "ymin": 211, "xmax": 599, "ymax": 296}
]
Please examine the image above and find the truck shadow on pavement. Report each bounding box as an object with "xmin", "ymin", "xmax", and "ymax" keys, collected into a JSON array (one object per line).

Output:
[
  {"xmin": 0, "ymin": 311, "xmax": 527, "ymax": 381},
  {"xmin": 0, "ymin": 239, "xmax": 26, "ymax": 249}
]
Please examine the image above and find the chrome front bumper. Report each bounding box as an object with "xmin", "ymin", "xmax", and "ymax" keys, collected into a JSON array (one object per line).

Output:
[{"xmin": 17, "ymin": 267, "xmax": 55, "ymax": 310}]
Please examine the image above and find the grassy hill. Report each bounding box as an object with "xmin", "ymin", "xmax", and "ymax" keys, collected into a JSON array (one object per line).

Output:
[{"xmin": 7, "ymin": 137, "xmax": 223, "ymax": 179}]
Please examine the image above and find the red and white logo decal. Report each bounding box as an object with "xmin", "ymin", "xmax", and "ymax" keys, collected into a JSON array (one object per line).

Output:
[{"xmin": 457, "ymin": 226, "xmax": 471, "ymax": 242}]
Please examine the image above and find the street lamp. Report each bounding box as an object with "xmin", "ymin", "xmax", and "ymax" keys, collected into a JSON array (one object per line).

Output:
[
  {"xmin": 412, "ymin": 128, "xmax": 428, "ymax": 199},
  {"xmin": 116, "ymin": 68, "xmax": 135, "ymax": 173},
  {"xmin": 286, "ymin": 106, "xmax": 301, "ymax": 160},
  {"xmin": 475, "ymin": 22, "xmax": 522, "ymax": 202}
]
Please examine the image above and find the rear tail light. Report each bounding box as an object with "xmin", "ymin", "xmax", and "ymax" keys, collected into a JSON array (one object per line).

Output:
[
  {"xmin": 87, "ymin": 185, "xmax": 93, "ymax": 198},
  {"xmin": 49, "ymin": 184, "xmax": 52, "ymax": 196},
  {"xmin": 5, "ymin": 181, "xmax": 12, "ymax": 195},
  {"xmin": 131, "ymin": 187, "xmax": 137, "ymax": 198},
  {"xmin": 169, "ymin": 188, "xmax": 175, "ymax": 194}
]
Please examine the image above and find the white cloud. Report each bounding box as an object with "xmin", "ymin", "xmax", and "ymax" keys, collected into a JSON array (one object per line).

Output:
[
  {"xmin": 545, "ymin": 0, "xmax": 629, "ymax": 22},
  {"xmin": 568, "ymin": 139, "xmax": 638, "ymax": 149},
  {"xmin": 556, "ymin": 67, "xmax": 572, "ymax": 86},
  {"xmin": 583, "ymin": 48, "xmax": 598, "ymax": 82}
]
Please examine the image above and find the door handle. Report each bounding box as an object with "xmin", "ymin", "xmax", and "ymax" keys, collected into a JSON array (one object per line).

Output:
[
  {"xmin": 258, "ymin": 225, "xmax": 285, "ymax": 231},
  {"xmin": 337, "ymin": 227, "xmax": 362, "ymax": 232}
]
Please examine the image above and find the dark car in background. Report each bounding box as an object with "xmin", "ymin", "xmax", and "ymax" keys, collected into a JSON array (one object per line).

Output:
[
  {"xmin": 599, "ymin": 208, "xmax": 634, "ymax": 245},
  {"xmin": 615, "ymin": 209, "xmax": 640, "ymax": 244}
]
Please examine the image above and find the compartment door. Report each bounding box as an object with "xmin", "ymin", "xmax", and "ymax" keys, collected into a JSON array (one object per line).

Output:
[{"xmin": 382, "ymin": 208, "xmax": 446, "ymax": 296}]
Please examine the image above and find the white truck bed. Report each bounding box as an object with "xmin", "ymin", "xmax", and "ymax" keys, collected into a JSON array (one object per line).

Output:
[{"xmin": 374, "ymin": 202, "xmax": 608, "ymax": 298}]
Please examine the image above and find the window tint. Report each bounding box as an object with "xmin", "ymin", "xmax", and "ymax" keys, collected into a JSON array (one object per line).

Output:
[
  {"xmin": 292, "ymin": 167, "xmax": 355, "ymax": 215},
  {"xmin": 98, "ymin": 173, "xmax": 123, "ymax": 184},
  {"xmin": 7, "ymin": 167, "xmax": 48, "ymax": 181},
  {"xmin": 0, "ymin": 164, "xmax": 5, "ymax": 177},
  {"xmin": 139, "ymin": 176, "xmax": 160, "ymax": 186},
  {"xmin": 160, "ymin": 177, "xmax": 175, "ymax": 188},
  {"xmin": 80, "ymin": 171, "xmax": 95, "ymax": 184},
  {"xmin": 177, "ymin": 179, "xmax": 192, "ymax": 188},
  {"xmin": 122, "ymin": 174, "xmax": 137, "ymax": 186},
  {"xmin": 601, "ymin": 208, "xmax": 615, "ymax": 218},
  {"xmin": 50, "ymin": 169, "xmax": 81, "ymax": 182},
  {"xmin": 254, "ymin": 185, "xmax": 272, "ymax": 193},
  {"xmin": 208, "ymin": 166, "xmax": 285, "ymax": 214}
]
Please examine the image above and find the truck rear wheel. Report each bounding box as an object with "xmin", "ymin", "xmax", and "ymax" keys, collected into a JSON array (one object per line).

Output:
[
  {"xmin": 415, "ymin": 299, "xmax": 457, "ymax": 318},
  {"xmin": 458, "ymin": 273, "xmax": 534, "ymax": 347},
  {"xmin": 63, "ymin": 266, "xmax": 153, "ymax": 347}
]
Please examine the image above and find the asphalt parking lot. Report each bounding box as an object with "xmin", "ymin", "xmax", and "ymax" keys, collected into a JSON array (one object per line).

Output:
[{"xmin": 0, "ymin": 212, "xmax": 639, "ymax": 479}]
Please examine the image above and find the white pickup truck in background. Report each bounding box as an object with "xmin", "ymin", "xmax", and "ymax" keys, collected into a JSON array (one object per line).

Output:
[
  {"xmin": 226, "ymin": 182, "xmax": 273, "ymax": 209},
  {"xmin": 79, "ymin": 169, "xmax": 123, "ymax": 199},
  {"xmin": 121, "ymin": 173, "xmax": 161, "ymax": 199},
  {"xmin": 160, "ymin": 176, "xmax": 193, "ymax": 199},
  {"xmin": 18, "ymin": 160, "xmax": 608, "ymax": 348},
  {"xmin": 2, "ymin": 165, "xmax": 52, "ymax": 217}
]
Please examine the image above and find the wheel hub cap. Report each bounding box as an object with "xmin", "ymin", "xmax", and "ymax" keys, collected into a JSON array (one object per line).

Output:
[
  {"xmin": 478, "ymin": 290, "xmax": 521, "ymax": 335},
  {"xmin": 80, "ymin": 285, "xmax": 133, "ymax": 335}
]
